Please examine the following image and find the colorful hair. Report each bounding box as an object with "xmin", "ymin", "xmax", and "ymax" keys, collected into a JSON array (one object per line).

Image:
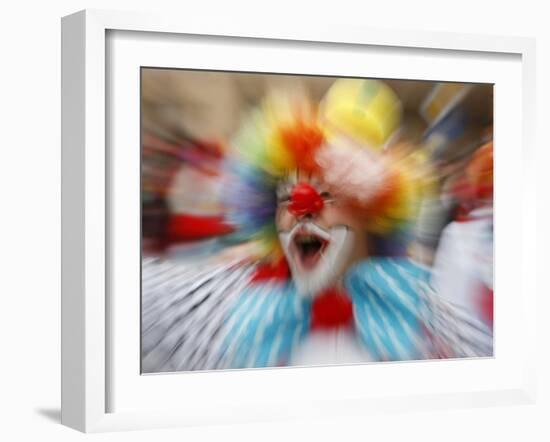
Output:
[{"xmin": 224, "ymin": 79, "xmax": 426, "ymax": 261}]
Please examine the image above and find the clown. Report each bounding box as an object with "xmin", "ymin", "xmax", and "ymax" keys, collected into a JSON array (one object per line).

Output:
[
  {"xmin": 213, "ymin": 79, "xmax": 492, "ymax": 369},
  {"xmin": 141, "ymin": 79, "xmax": 492, "ymax": 373}
]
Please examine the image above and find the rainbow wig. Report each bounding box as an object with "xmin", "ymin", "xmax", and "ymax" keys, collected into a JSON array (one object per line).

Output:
[{"xmin": 224, "ymin": 79, "xmax": 425, "ymax": 261}]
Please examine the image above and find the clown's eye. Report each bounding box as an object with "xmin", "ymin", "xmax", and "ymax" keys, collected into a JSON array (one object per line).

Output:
[
  {"xmin": 320, "ymin": 191, "xmax": 331, "ymax": 199},
  {"xmin": 277, "ymin": 194, "xmax": 290, "ymax": 204}
]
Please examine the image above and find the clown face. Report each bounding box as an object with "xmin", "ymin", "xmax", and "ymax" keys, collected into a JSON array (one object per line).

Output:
[{"xmin": 276, "ymin": 170, "xmax": 369, "ymax": 297}]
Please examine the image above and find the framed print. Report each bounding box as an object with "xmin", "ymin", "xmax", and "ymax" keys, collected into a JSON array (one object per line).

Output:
[{"xmin": 61, "ymin": 9, "xmax": 537, "ymax": 433}]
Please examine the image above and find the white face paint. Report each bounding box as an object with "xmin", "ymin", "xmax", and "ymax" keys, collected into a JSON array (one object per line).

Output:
[{"xmin": 278, "ymin": 221, "xmax": 355, "ymax": 297}]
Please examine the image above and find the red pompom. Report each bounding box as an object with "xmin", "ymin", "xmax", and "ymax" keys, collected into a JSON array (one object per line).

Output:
[{"xmin": 311, "ymin": 288, "xmax": 353, "ymax": 329}]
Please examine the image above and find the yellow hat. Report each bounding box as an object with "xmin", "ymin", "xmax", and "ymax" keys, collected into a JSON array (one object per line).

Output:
[{"xmin": 320, "ymin": 79, "xmax": 402, "ymax": 149}]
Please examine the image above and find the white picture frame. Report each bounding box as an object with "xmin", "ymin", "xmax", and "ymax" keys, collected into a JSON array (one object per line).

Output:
[{"xmin": 61, "ymin": 9, "xmax": 537, "ymax": 433}]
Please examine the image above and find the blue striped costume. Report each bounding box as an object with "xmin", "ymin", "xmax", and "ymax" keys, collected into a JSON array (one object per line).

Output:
[
  {"xmin": 217, "ymin": 258, "xmax": 492, "ymax": 369},
  {"xmin": 141, "ymin": 257, "xmax": 492, "ymax": 372}
]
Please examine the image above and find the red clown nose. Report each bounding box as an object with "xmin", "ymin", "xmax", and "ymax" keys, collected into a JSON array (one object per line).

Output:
[{"xmin": 288, "ymin": 183, "xmax": 324, "ymax": 217}]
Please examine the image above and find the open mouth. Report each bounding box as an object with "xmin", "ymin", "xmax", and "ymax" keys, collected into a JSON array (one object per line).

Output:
[
  {"xmin": 292, "ymin": 232, "xmax": 329, "ymax": 270},
  {"xmin": 279, "ymin": 222, "xmax": 353, "ymax": 297}
]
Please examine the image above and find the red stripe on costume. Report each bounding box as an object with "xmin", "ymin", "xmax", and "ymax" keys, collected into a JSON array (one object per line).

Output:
[
  {"xmin": 477, "ymin": 284, "xmax": 494, "ymax": 327},
  {"xmin": 250, "ymin": 258, "xmax": 290, "ymax": 282},
  {"xmin": 167, "ymin": 214, "xmax": 234, "ymax": 242}
]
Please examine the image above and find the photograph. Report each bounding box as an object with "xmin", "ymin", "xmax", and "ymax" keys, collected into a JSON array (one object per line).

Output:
[{"xmin": 140, "ymin": 69, "xmax": 494, "ymax": 373}]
